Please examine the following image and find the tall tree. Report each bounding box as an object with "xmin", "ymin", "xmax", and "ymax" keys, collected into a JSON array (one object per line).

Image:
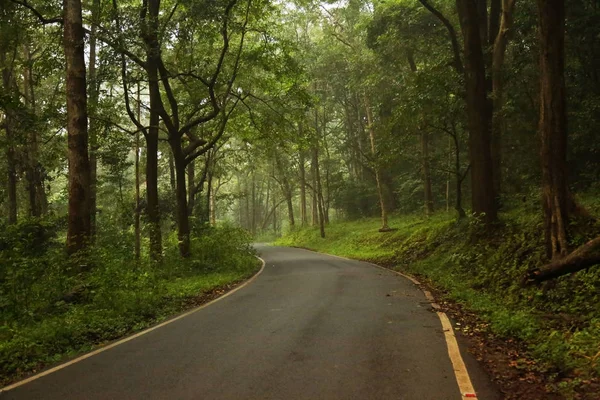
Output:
[
  {"xmin": 456, "ymin": 0, "xmax": 497, "ymax": 222},
  {"xmin": 88, "ymin": 0, "xmax": 100, "ymax": 239},
  {"xmin": 538, "ymin": 0, "xmax": 568, "ymax": 260},
  {"xmin": 64, "ymin": 0, "xmax": 91, "ymax": 253}
]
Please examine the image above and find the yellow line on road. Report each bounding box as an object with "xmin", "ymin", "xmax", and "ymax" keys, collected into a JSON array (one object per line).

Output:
[
  {"xmin": 296, "ymin": 248, "xmax": 478, "ymax": 399},
  {"xmin": 1, "ymin": 257, "xmax": 266, "ymax": 393}
]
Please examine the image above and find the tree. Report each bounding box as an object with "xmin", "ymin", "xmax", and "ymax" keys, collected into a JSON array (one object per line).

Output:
[
  {"xmin": 456, "ymin": 0, "xmax": 497, "ymax": 223},
  {"xmin": 538, "ymin": 0, "xmax": 568, "ymax": 260},
  {"xmin": 64, "ymin": 0, "xmax": 91, "ymax": 254}
]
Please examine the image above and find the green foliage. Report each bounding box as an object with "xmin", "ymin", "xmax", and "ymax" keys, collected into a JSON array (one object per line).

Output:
[{"xmin": 0, "ymin": 224, "xmax": 258, "ymax": 385}]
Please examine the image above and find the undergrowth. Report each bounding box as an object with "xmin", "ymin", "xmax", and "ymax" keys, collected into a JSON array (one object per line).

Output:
[
  {"xmin": 0, "ymin": 221, "xmax": 259, "ymax": 386},
  {"xmin": 276, "ymin": 207, "xmax": 600, "ymax": 394}
]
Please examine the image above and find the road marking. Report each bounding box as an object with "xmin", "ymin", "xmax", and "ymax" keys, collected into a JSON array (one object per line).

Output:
[
  {"xmin": 296, "ymin": 248, "xmax": 478, "ymax": 399},
  {"xmin": 437, "ymin": 311, "xmax": 478, "ymax": 399},
  {"xmin": 1, "ymin": 257, "xmax": 266, "ymax": 393}
]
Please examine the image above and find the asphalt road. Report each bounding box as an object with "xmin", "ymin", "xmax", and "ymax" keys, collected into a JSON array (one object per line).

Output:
[{"xmin": 2, "ymin": 245, "xmax": 500, "ymax": 400}]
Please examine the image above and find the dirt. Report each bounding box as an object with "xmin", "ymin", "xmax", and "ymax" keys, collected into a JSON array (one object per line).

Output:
[{"xmin": 410, "ymin": 273, "xmax": 600, "ymax": 400}]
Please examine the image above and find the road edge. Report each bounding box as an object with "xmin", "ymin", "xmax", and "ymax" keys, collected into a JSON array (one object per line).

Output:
[
  {"xmin": 293, "ymin": 247, "xmax": 478, "ymax": 399},
  {"xmin": 0, "ymin": 256, "xmax": 267, "ymax": 393}
]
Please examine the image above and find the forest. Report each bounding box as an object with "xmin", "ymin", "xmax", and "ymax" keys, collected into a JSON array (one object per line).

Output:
[{"xmin": 1, "ymin": 0, "xmax": 599, "ymax": 398}]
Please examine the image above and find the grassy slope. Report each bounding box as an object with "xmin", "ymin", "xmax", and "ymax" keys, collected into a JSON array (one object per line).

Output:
[
  {"xmin": 0, "ymin": 227, "xmax": 260, "ymax": 386},
  {"xmin": 276, "ymin": 208, "xmax": 600, "ymax": 392}
]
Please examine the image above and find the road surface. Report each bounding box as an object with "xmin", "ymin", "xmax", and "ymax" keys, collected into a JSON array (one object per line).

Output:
[{"xmin": 2, "ymin": 245, "xmax": 499, "ymax": 400}]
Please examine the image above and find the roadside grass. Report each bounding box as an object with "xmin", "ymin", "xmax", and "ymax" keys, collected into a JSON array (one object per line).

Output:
[
  {"xmin": 276, "ymin": 207, "xmax": 600, "ymax": 395},
  {"xmin": 0, "ymin": 224, "xmax": 260, "ymax": 386}
]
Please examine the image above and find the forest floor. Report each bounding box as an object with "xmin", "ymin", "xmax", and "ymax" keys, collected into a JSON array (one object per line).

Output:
[
  {"xmin": 0, "ymin": 228, "xmax": 261, "ymax": 388},
  {"xmin": 275, "ymin": 201, "xmax": 600, "ymax": 400}
]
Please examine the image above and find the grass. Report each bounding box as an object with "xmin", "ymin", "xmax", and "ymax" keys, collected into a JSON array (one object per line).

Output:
[
  {"xmin": 0, "ymin": 223, "xmax": 260, "ymax": 386},
  {"xmin": 275, "ymin": 207, "xmax": 600, "ymax": 393}
]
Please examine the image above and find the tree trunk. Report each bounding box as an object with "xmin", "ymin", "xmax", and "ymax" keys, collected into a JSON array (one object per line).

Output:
[
  {"xmin": 145, "ymin": 65, "xmax": 163, "ymax": 260},
  {"xmin": 312, "ymin": 146, "xmax": 325, "ymax": 238},
  {"xmin": 527, "ymin": 236, "xmax": 600, "ymax": 284},
  {"xmin": 168, "ymin": 151, "xmax": 176, "ymax": 192},
  {"xmin": 453, "ymin": 134, "xmax": 467, "ymax": 219},
  {"xmin": 273, "ymin": 189, "xmax": 278, "ymax": 235},
  {"xmin": 187, "ymin": 158, "xmax": 195, "ymax": 217},
  {"xmin": 299, "ymin": 149, "xmax": 307, "ymax": 226},
  {"xmin": 145, "ymin": 125, "xmax": 162, "ymax": 261},
  {"xmin": 491, "ymin": 0, "xmax": 517, "ymax": 199},
  {"xmin": 134, "ymin": 140, "xmax": 141, "ymax": 258},
  {"xmin": 244, "ymin": 178, "xmax": 250, "ymax": 230},
  {"xmin": 23, "ymin": 45, "xmax": 46, "ymax": 218},
  {"xmin": 311, "ymin": 155, "xmax": 318, "ymax": 226},
  {"xmin": 88, "ymin": 0, "xmax": 100, "ymax": 239},
  {"xmin": 274, "ymin": 154, "xmax": 295, "ymax": 228},
  {"xmin": 421, "ymin": 131, "xmax": 434, "ymax": 215},
  {"xmin": 1, "ymin": 53, "xmax": 17, "ymax": 224},
  {"xmin": 142, "ymin": 0, "xmax": 164, "ymax": 261},
  {"xmin": 456, "ymin": 0, "xmax": 497, "ymax": 223},
  {"xmin": 446, "ymin": 137, "xmax": 452, "ymax": 212},
  {"xmin": 364, "ymin": 95, "xmax": 390, "ymax": 231},
  {"xmin": 133, "ymin": 85, "xmax": 142, "ymax": 260},
  {"xmin": 489, "ymin": 0, "xmax": 502, "ymax": 45},
  {"xmin": 170, "ymin": 139, "xmax": 191, "ymax": 257},
  {"xmin": 64, "ymin": 0, "xmax": 91, "ymax": 254},
  {"xmin": 205, "ymin": 157, "xmax": 213, "ymax": 224},
  {"xmin": 210, "ymin": 183, "xmax": 217, "ymax": 225},
  {"xmin": 538, "ymin": 0, "xmax": 568, "ymax": 260},
  {"xmin": 251, "ymin": 172, "xmax": 256, "ymax": 236}
]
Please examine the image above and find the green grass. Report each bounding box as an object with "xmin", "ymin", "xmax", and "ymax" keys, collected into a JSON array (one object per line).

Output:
[
  {"xmin": 276, "ymin": 209, "xmax": 600, "ymax": 389},
  {"xmin": 0, "ymin": 224, "xmax": 260, "ymax": 386}
]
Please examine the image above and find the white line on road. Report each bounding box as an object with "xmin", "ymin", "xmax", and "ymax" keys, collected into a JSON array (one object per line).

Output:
[{"xmin": 1, "ymin": 257, "xmax": 266, "ymax": 393}]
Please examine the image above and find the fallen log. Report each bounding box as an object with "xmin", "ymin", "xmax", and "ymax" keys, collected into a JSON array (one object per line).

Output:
[{"xmin": 526, "ymin": 236, "xmax": 600, "ymax": 284}]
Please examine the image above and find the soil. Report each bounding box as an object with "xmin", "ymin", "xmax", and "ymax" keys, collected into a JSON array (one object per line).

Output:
[{"xmin": 405, "ymin": 272, "xmax": 600, "ymax": 400}]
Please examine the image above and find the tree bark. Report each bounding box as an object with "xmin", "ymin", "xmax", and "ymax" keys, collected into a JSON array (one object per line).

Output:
[
  {"xmin": 168, "ymin": 150, "xmax": 176, "ymax": 192},
  {"xmin": 145, "ymin": 122, "xmax": 162, "ymax": 261},
  {"xmin": 299, "ymin": 149, "xmax": 308, "ymax": 226},
  {"xmin": 1, "ymin": 54, "xmax": 18, "ymax": 224},
  {"xmin": 456, "ymin": 0, "xmax": 497, "ymax": 223},
  {"xmin": 275, "ymin": 154, "xmax": 295, "ymax": 228},
  {"xmin": 527, "ymin": 237, "xmax": 600, "ymax": 283},
  {"xmin": 311, "ymin": 152, "xmax": 318, "ymax": 226},
  {"xmin": 204, "ymin": 156, "xmax": 213, "ymax": 224},
  {"xmin": 134, "ymin": 85, "xmax": 141, "ymax": 260},
  {"xmin": 538, "ymin": 0, "xmax": 568, "ymax": 260},
  {"xmin": 421, "ymin": 131, "xmax": 434, "ymax": 215},
  {"xmin": 23, "ymin": 45, "xmax": 45, "ymax": 218},
  {"xmin": 251, "ymin": 172, "xmax": 256, "ymax": 235},
  {"xmin": 364, "ymin": 95, "xmax": 390, "ymax": 231},
  {"xmin": 187, "ymin": 158, "xmax": 195, "ymax": 217},
  {"xmin": 312, "ymin": 145, "xmax": 325, "ymax": 238},
  {"xmin": 143, "ymin": 0, "xmax": 163, "ymax": 261},
  {"xmin": 452, "ymin": 132, "xmax": 468, "ymax": 219},
  {"xmin": 88, "ymin": 0, "xmax": 100, "ymax": 240},
  {"xmin": 489, "ymin": 0, "xmax": 502, "ymax": 45},
  {"xmin": 491, "ymin": 0, "xmax": 516, "ymax": 198},
  {"xmin": 64, "ymin": 0, "xmax": 91, "ymax": 254},
  {"xmin": 210, "ymin": 182, "xmax": 217, "ymax": 225},
  {"xmin": 171, "ymin": 139, "xmax": 191, "ymax": 257}
]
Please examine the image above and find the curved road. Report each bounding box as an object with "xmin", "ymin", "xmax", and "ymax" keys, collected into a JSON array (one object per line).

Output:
[{"xmin": 2, "ymin": 245, "xmax": 500, "ymax": 400}]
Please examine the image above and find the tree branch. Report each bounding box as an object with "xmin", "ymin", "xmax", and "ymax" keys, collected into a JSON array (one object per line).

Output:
[
  {"xmin": 417, "ymin": 0, "xmax": 464, "ymax": 74},
  {"xmin": 525, "ymin": 236, "xmax": 600, "ymax": 284},
  {"xmin": 10, "ymin": 0, "xmax": 62, "ymax": 25}
]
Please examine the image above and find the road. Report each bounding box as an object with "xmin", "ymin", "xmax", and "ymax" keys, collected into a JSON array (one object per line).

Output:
[{"xmin": 2, "ymin": 245, "xmax": 500, "ymax": 400}]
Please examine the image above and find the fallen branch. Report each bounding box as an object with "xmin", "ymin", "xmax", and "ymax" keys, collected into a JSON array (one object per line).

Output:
[{"xmin": 526, "ymin": 236, "xmax": 600, "ymax": 284}]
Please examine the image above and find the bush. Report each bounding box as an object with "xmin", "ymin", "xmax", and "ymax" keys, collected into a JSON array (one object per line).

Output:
[{"xmin": 0, "ymin": 223, "xmax": 259, "ymax": 385}]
